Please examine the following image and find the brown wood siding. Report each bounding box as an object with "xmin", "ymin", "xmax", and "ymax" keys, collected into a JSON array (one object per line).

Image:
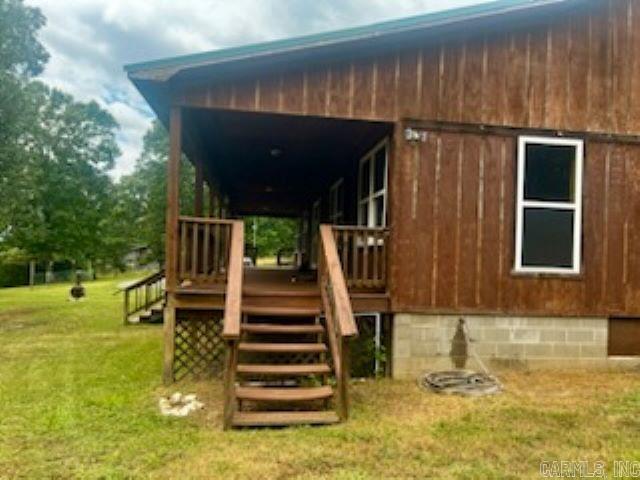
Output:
[
  {"xmin": 391, "ymin": 131, "xmax": 640, "ymax": 316},
  {"xmin": 176, "ymin": 1, "xmax": 640, "ymax": 137}
]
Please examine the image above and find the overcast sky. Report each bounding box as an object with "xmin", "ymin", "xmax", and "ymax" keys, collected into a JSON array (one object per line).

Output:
[{"xmin": 27, "ymin": 0, "xmax": 490, "ymax": 179}]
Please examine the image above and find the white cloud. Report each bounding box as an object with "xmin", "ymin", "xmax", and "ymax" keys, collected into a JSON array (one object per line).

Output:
[{"xmin": 26, "ymin": 0, "xmax": 489, "ymax": 179}]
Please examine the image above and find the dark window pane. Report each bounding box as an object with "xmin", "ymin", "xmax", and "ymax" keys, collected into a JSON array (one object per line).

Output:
[
  {"xmin": 522, "ymin": 208, "xmax": 575, "ymax": 268},
  {"xmin": 359, "ymin": 203, "xmax": 368, "ymax": 226},
  {"xmin": 374, "ymin": 147, "xmax": 387, "ymax": 192},
  {"xmin": 374, "ymin": 196, "xmax": 385, "ymax": 227},
  {"xmin": 524, "ymin": 143, "xmax": 576, "ymax": 202},
  {"xmin": 360, "ymin": 159, "xmax": 370, "ymax": 200}
]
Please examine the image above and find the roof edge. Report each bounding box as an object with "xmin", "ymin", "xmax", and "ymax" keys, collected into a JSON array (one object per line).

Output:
[{"xmin": 124, "ymin": 0, "xmax": 570, "ymax": 81}]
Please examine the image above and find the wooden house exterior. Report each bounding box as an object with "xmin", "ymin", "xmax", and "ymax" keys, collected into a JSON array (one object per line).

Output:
[{"xmin": 125, "ymin": 0, "xmax": 640, "ymax": 428}]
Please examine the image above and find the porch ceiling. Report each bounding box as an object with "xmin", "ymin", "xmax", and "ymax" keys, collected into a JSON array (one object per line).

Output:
[{"xmin": 184, "ymin": 109, "xmax": 391, "ymax": 217}]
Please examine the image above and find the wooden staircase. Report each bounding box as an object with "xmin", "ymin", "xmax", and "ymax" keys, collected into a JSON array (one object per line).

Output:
[
  {"xmin": 222, "ymin": 224, "xmax": 358, "ymax": 429},
  {"xmin": 228, "ymin": 307, "xmax": 340, "ymax": 427}
]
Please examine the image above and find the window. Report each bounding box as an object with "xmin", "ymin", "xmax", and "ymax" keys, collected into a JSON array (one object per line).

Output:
[
  {"xmin": 358, "ymin": 140, "xmax": 388, "ymax": 227},
  {"xmin": 514, "ymin": 136, "xmax": 584, "ymax": 274},
  {"xmin": 329, "ymin": 178, "xmax": 344, "ymax": 224}
]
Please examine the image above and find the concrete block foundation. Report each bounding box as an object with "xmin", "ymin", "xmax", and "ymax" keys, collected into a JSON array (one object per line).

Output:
[{"xmin": 392, "ymin": 314, "xmax": 640, "ymax": 379}]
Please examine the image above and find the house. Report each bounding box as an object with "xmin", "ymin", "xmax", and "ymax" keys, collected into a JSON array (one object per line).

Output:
[{"xmin": 125, "ymin": 0, "xmax": 640, "ymax": 428}]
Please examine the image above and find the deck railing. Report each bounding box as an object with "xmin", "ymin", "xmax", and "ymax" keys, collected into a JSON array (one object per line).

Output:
[
  {"xmin": 123, "ymin": 270, "xmax": 165, "ymax": 324},
  {"xmin": 221, "ymin": 221, "xmax": 245, "ymax": 429},
  {"xmin": 177, "ymin": 216, "xmax": 234, "ymax": 287},
  {"xmin": 318, "ymin": 225, "xmax": 358, "ymax": 421},
  {"xmin": 331, "ymin": 226, "xmax": 390, "ymax": 291}
]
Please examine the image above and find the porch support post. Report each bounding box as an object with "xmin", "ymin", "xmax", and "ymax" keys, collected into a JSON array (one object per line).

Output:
[
  {"xmin": 165, "ymin": 106, "xmax": 181, "ymax": 293},
  {"xmin": 194, "ymin": 157, "xmax": 204, "ymax": 217},
  {"xmin": 163, "ymin": 105, "xmax": 181, "ymax": 384}
]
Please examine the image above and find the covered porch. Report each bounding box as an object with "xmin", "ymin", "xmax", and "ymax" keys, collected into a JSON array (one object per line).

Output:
[{"xmin": 166, "ymin": 106, "xmax": 394, "ymax": 308}]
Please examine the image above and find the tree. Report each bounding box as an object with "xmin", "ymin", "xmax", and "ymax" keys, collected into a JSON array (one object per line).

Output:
[
  {"xmin": 2, "ymin": 83, "xmax": 120, "ymax": 265},
  {"xmin": 115, "ymin": 121, "xmax": 194, "ymax": 263},
  {"xmin": 0, "ymin": 0, "xmax": 49, "ymax": 234}
]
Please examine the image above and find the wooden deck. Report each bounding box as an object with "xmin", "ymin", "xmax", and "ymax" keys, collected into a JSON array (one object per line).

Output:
[{"xmin": 173, "ymin": 267, "xmax": 390, "ymax": 313}]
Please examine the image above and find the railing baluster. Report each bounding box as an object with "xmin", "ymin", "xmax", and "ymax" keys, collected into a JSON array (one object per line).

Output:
[
  {"xmin": 191, "ymin": 222, "xmax": 198, "ymax": 280},
  {"xmin": 363, "ymin": 229, "xmax": 369, "ymax": 287},
  {"xmin": 351, "ymin": 230, "xmax": 358, "ymax": 289},
  {"xmin": 372, "ymin": 230, "xmax": 379, "ymax": 287},
  {"xmin": 213, "ymin": 222, "xmax": 221, "ymax": 280},
  {"xmin": 203, "ymin": 223, "xmax": 210, "ymax": 281},
  {"xmin": 179, "ymin": 220, "xmax": 187, "ymax": 282}
]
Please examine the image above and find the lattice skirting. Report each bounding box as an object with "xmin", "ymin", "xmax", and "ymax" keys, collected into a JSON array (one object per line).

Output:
[{"xmin": 174, "ymin": 309, "xmax": 225, "ymax": 381}]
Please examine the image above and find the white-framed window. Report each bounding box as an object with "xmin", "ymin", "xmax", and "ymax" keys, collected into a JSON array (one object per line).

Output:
[
  {"xmin": 329, "ymin": 178, "xmax": 344, "ymax": 224},
  {"xmin": 514, "ymin": 136, "xmax": 584, "ymax": 275},
  {"xmin": 358, "ymin": 139, "xmax": 388, "ymax": 227}
]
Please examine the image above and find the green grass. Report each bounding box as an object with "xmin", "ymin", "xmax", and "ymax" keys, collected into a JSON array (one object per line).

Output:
[{"xmin": 1, "ymin": 279, "xmax": 640, "ymax": 478}]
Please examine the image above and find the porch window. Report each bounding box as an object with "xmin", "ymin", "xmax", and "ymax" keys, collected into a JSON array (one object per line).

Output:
[
  {"xmin": 514, "ymin": 136, "xmax": 584, "ymax": 275},
  {"xmin": 329, "ymin": 178, "xmax": 344, "ymax": 224},
  {"xmin": 358, "ymin": 140, "xmax": 388, "ymax": 227}
]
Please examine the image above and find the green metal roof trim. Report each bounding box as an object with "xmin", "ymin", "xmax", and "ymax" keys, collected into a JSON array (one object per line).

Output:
[{"xmin": 125, "ymin": 0, "xmax": 569, "ymax": 80}]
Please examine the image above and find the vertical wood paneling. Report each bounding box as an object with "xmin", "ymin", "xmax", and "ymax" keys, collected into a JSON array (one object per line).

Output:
[
  {"xmin": 282, "ymin": 70, "xmax": 304, "ymax": 113},
  {"xmin": 482, "ymin": 33, "xmax": 507, "ymax": 125},
  {"xmin": 611, "ymin": 0, "xmax": 632, "ymax": 133},
  {"xmin": 588, "ymin": 8, "xmax": 610, "ymax": 132},
  {"xmin": 352, "ymin": 58, "xmax": 374, "ymax": 117},
  {"xmin": 434, "ymin": 134, "xmax": 459, "ymax": 307},
  {"xmin": 545, "ymin": 22, "xmax": 569, "ymax": 128},
  {"xmin": 420, "ymin": 46, "xmax": 441, "ymax": 120},
  {"xmin": 414, "ymin": 135, "xmax": 437, "ymax": 307},
  {"xmin": 397, "ymin": 51, "xmax": 420, "ymax": 119},
  {"xmin": 457, "ymin": 136, "xmax": 481, "ymax": 308},
  {"xmin": 605, "ymin": 145, "xmax": 627, "ymax": 309},
  {"xmin": 374, "ymin": 55, "xmax": 397, "ymax": 119},
  {"xmin": 439, "ymin": 41, "xmax": 464, "ymax": 122},
  {"xmin": 478, "ymin": 136, "xmax": 502, "ymax": 309},
  {"xmin": 306, "ymin": 66, "xmax": 328, "ymax": 116},
  {"xmin": 630, "ymin": 0, "xmax": 640, "ymax": 132},
  {"xmin": 328, "ymin": 63, "xmax": 351, "ymax": 117},
  {"xmin": 527, "ymin": 29, "xmax": 548, "ymax": 127},
  {"xmin": 566, "ymin": 13, "xmax": 590, "ymax": 131},
  {"xmin": 259, "ymin": 74, "xmax": 280, "ymax": 112},
  {"xmin": 504, "ymin": 33, "xmax": 528, "ymax": 126},
  {"xmin": 461, "ymin": 39, "xmax": 483, "ymax": 124}
]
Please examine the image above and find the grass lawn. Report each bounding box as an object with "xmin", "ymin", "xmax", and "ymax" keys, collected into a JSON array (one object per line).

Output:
[{"xmin": 1, "ymin": 278, "xmax": 640, "ymax": 479}]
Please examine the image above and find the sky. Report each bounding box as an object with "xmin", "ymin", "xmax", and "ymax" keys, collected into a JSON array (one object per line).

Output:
[{"xmin": 27, "ymin": 0, "xmax": 490, "ymax": 179}]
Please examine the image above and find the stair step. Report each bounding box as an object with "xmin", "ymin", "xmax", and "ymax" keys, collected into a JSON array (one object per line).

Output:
[
  {"xmin": 232, "ymin": 410, "xmax": 339, "ymax": 427},
  {"xmin": 235, "ymin": 385, "xmax": 333, "ymax": 402},
  {"xmin": 238, "ymin": 342, "xmax": 327, "ymax": 353},
  {"xmin": 242, "ymin": 306, "xmax": 320, "ymax": 317},
  {"xmin": 237, "ymin": 363, "xmax": 331, "ymax": 376},
  {"xmin": 241, "ymin": 323, "xmax": 324, "ymax": 334}
]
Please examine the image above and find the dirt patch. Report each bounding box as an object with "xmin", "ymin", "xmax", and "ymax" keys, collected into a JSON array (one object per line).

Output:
[{"xmin": 0, "ymin": 308, "xmax": 46, "ymax": 331}]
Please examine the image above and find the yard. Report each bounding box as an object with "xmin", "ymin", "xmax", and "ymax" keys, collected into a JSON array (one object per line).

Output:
[{"xmin": 1, "ymin": 278, "xmax": 640, "ymax": 479}]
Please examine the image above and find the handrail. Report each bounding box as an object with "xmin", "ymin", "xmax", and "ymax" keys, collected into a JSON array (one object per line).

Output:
[
  {"xmin": 222, "ymin": 221, "xmax": 244, "ymax": 339},
  {"xmin": 318, "ymin": 224, "xmax": 358, "ymax": 421},
  {"xmin": 123, "ymin": 269, "xmax": 165, "ymax": 292},
  {"xmin": 123, "ymin": 270, "xmax": 165, "ymax": 324},
  {"xmin": 178, "ymin": 215, "xmax": 236, "ymax": 225},
  {"xmin": 319, "ymin": 225, "xmax": 357, "ymax": 337},
  {"xmin": 222, "ymin": 221, "xmax": 244, "ymax": 429}
]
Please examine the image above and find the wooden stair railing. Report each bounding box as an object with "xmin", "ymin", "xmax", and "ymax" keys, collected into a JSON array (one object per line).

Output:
[
  {"xmin": 222, "ymin": 221, "xmax": 245, "ymax": 430},
  {"xmin": 318, "ymin": 225, "xmax": 358, "ymax": 421},
  {"xmin": 123, "ymin": 270, "xmax": 165, "ymax": 324}
]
